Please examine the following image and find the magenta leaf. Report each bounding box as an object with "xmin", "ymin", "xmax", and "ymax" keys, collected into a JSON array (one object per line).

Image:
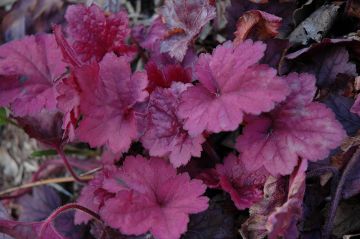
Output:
[
  {"xmin": 55, "ymin": 74, "xmax": 80, "ymax": 141},
  {"xmin": 99, "ymin": 155, "xmax": 209, "ymax": 239},
  {"xmin": 236, "ymin": 73, "xmax": 346, "ymax": 175},
  {"xmin": 145, "ymin": 61, "xmax": 192, "ymax": 93},
  {"xmin": 141, "ymin": 83, "xmax": 205, "ymax": 167},
  {"xmin": 65, "ymin": 4, "xmax": 135, "ymax": 62},
  {"xmin": 75, "ymin": 166, "xmax": 116, "ymax": 224},
  {"xmin": 0, "ymin": 34, "xmax": 67, "ymax": 116},
  {"xmin": 178, "ymin": 40, "xmax": 289, "ymax": 136},
  {"xmin": 215, "ymin": 154, "xmax": 269, "ymax": 210},
  {"xmin": 75, "ymin": 53, "xmax": 148, "ymax": 153},
  {"xmin": 159, "ymin": 0, "xmax": 216, "ymax": 61}
]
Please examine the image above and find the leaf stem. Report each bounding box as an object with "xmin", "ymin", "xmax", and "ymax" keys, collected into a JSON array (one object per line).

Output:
[
  {"xmin": 56, "ymin": 147, "xmax": 87, "ymax": 183},
  {"xmin": 322, "ymin": 147, "xmax": 360, "ymax": 239}
]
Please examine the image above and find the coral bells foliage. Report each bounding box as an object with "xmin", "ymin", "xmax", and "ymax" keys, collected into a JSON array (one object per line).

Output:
[
  {"xmin": 236, "ymin": 73, "xmax": 346, "ymax": 175},
  {"xmin": 77, "ymin": 156, "xmax": 208, "ymax": 239},
  {"xmin": 0, "ymin": 1, "xmax": 350, "ymax": 239},
  {"xmin": 0, "ymin": 34, "xmax": 67, "ymax": 116},
  {"xmin": 200, "ymin": 154, "xmax": 269, "ymax": 210},
  {"xmin": 75, "ymin": 53, "xmax": 147, "ymax": 153},
  {"xmin": 65, "ymin": 4, "xmax": 135, "ymax": 62},
  {"xmin": 178, "ymin": 40, "xmax": 289, "ymax": 136},
  {"xmin": 141, "ymin": 83, "xmax": 205, "ymax": 167}
]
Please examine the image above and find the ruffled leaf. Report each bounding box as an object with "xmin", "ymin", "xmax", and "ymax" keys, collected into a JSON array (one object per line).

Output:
[
  {"xmin": 100, "ymin": 156, "xmax": 208, "ymax": 239},
  {"xmin": 75, "ymin": 53, "xmax": 148, "ymax": 153},
  {"xmin": 178, "ymin": 40, "xmax": 289, "ymax": 136},
  {"xmin": 215, "ymin": 154, "xmax": 269, "ymax": 210},
  {"xmin": 236, "ymin": 73, "xmax": 346, "ymax": 175},
  {"xmin": 65, "ymin": 4, "xmax": 135, "ymax": 62},
  {"xmin": 0, "ymin": 34, "xmax": 67, "ymax": 116},
  {"xmin": 141, "ymin": 83, "xmax": 204, "ymax": 167}
]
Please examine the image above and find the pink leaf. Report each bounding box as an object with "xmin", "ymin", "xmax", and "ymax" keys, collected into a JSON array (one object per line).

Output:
[
  {"xmin": 236, "ymin": 73, "xmax": 346, "ymax": 175},
  {"xmin": 100, "ymin": 155, "xmax": 209, "ymax": 239},
  {"xmin": 215, "ymin": 154, "xmax": 269, "ymax": 210},
  {"xmin": 178, "ymin": 40, "xmax": 289, "ymax": 136},
  {"xmin": 0, "ymin": 34, "xmax": 67, "ymax": 116},
  {"xmin": 75, "ymin": 53, "xmax": 148, "ymax": 153},
  {"xmin": 141, "ymin": 83, "xmax": 205, "ymax": 167},
  {"xmin": 65, "ymin": 4, "xmax": 135, "ymax": 62},
  {"xmin": 159, "ymin": 0, "xmax": 216, "ymax": 61}
]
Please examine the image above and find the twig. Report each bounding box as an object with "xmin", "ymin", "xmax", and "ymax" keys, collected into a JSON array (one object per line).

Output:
[
  {"xmin": 0, "ymin": 175, "xmax": 93, "ymax": 198},
  {"xmin": 322, "ymin": 147, "xmax": 360, "ymax": 239}
]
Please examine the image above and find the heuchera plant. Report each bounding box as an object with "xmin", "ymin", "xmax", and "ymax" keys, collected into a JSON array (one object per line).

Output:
[{"xmin": 0, "ymin": 1, "xmax": 350, "ymax": 239}]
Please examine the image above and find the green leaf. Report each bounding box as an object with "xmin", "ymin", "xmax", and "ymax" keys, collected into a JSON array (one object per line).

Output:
[
  {"xmin": 31, "ymin": 149, "xmax": 58, "ymax": 157},
  {"xmin": 0, "ymin": 108, "xmax": 8, "ymax": 126}
]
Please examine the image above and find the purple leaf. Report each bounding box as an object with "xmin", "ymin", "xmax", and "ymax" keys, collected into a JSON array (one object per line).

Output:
[
  {"xmin": 323, "ymin": 95, "xmax": 360, "ymax": 136},
  {"xmin": 343, "ymin": 154, "xmax": 360, "ymax": 199},
  {"xmin": 0, "ymin": 203, "xmax": 12, "ymax": 239},
  {"xmin": 18, "ymin": 186, "xmax": 61, "ymax": 222},
  {"xmin": 0, "ymin": 220, "xmax": 67, "ymax": 239},
  {"xmin": 53, "ymin": 211, "xmax": 88, "ymax": 239},
  {"xmin": 292, "ymin": 47, "xmax": 356, "ymax": 88}
]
